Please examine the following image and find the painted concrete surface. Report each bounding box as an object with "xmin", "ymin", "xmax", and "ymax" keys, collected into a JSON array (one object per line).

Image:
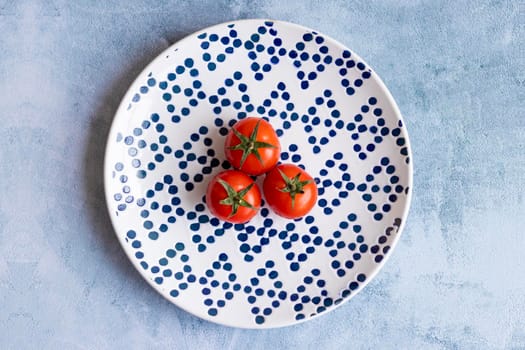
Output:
[{"xmin": 0, "ymin": 1, "xmax": 523, "ymax": 349}]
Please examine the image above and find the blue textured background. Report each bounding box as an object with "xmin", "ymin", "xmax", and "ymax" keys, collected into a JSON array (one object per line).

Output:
[{"xmin": 0, "ymin": 1, "xmax": 523, "ymax": 348}]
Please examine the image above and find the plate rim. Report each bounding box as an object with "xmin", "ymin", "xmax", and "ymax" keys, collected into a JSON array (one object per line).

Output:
[{"xmin": 103, "ymin": 18, "xmax": 414, "ymax": 329}]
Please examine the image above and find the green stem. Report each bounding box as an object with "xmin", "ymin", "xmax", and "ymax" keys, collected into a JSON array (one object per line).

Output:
[
  {"xmin": 228, "ymin": 119, "xmax": 276, "ymax": 168},
  {"xmin": 217, "ymin": 179, "xmax": 256, "ymax": 217},
  {"xmin": 277, "ymin": 169, "xmax": 312, "ymax": 208}
]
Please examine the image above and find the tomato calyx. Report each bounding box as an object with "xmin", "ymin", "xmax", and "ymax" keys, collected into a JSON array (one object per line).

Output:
[
  {"xmin": 228, "ymin": 119, "xmax": 277, "ymax": 168},
  {"xmin": 277, "ymin": 169, "xmax": 313, "ymax": 208},
  {"xmin": 217, "ymin": 179, "xmax": 257, "ymax": 217}
]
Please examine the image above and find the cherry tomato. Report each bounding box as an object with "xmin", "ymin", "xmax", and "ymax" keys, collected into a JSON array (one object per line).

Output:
[
  {"xmin": 206, "ymin": 170, "xmax": 261, "ymax": 223},
  {"xmin": 224, "ymin": 117, "xmax": 280, "ymax": 176},
  {"xmin": 263, "ymin": 164, "xmax": 317, "ymax": 219}
]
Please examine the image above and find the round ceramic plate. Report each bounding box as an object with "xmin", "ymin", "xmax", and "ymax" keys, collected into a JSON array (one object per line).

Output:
[{"xmin": 104, "ymin": 19, "xmax": 412, "ymax": 328}]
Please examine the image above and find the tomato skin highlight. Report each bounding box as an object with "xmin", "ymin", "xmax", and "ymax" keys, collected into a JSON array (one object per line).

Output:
[
  {"xmin": 224, "ymin": 117, "xmax": 280, "ymax": 176},
  {"xmin": 206, "ymin": 170, "xmax": 261, "ymax": 223},
  {"xmin": 263, "ymin": 164, "xmax": 318, "ymax": 219}
]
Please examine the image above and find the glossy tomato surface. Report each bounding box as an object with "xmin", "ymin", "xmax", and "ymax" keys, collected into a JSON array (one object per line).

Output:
[
  {"xmin": 224, "ymin": 117, "xmax": 280, "ymax": 176},
  {"xmin": 206, "ymin": 170, "xmax": 261, "ymax": 223},
  {"xmin": 263, "ymin": 164, "xmax": 318, "ymax": 219}
]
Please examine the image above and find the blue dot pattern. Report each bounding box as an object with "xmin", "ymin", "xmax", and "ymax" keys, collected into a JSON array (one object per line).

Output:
[{"xmin": 107, "ymin": 20, "xmax": 411, "ymax": 328}]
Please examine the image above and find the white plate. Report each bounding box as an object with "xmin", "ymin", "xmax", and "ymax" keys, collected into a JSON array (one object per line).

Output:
[{"xmin": 104, "ymin": 19, "xmax": 413, "ymax": 328}]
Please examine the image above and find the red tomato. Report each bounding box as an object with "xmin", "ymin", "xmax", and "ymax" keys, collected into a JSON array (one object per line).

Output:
[
  {"xmin": 263, "ymin": 164, "xmax": 317, "ymax": 219},
  {"xmin": 206, "ymin": 170, "xmax": 261, "ymax": 223},
  {"xmin": 224, "ymin": 117, "xmax": 280, "ymax": 176}
]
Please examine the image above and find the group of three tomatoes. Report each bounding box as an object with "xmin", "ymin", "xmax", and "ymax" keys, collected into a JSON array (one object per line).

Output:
[{"xmin": 206, "ymin": 117, "xmax": 318, "ymax": 223}]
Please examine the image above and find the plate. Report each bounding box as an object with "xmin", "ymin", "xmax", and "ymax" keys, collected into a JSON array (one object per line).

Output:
[{"xmin": 104, "ymin": 19, "xmax": 412, "ymax": 328}]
